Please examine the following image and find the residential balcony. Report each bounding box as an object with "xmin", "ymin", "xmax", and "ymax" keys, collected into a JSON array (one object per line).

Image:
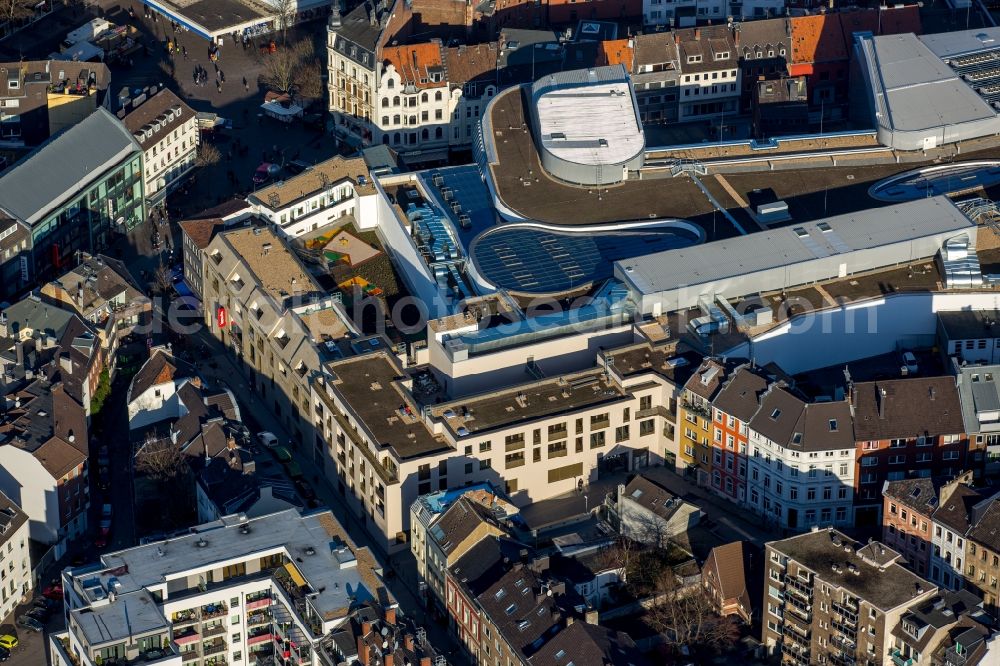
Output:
[
  {"xmin": 784, "ymin": 594, "xmax": 811, "ymax": 619},
  {"xmin": 785, "ymin": 605, "xmax": 811, "ymax": 627},
  {"xmin": 681, "ymin": 400, "xmax": 712, "ymax": 419},
  {"xmin": 202, "ymin": 625, "xmax": 226, "ymax": 639},
  {"xmin": 832, "ymin": 601, "xmax": 859, "ymax": 623},
  {"xmin": 202, "ymin": 642, "xmax": 227, "ymax": 657},
  {"xmin": 833, "ymin": 621, "xmax": 858, "ymax": 640},
  {"xmin": 247, "ymin": 633, "xmax": 272, "ymax": 647},
  {"xmin": 174, "ymin": 631, "xmax": 201, "ymax": 647},
  {"xmin": 890, "ymin": 649, "xmax": 915, "ymax": 666},
  {"xmin": 247, "ymin": 612, "xmax": 270, "ymax": 627},
  {"xmin": 246, "ymin": 597, "xmax": 271, "ymax": 611},
  {"xmin": 783, "ymin": 575, "xmax": 813, "ymax": 600},
  {"xmin": 200, "ymin": 604, "xmax": 228, "ymax": 621},
  {"xmin": 181, "ymin": 652, "xmax": 200, "ymax": 663},
  {"xmin": 830, "ymin": 653, "xmax": 857, "ymax": 666},
  {"xmin": 172, "ymin": 611, "xmax": 200, "ymax": 628},
  {"xmin": 780, "ymin": 643, "xmax": 810, "ymax": 666},
  {"xmin": 782, "ymin": 624, "xmax": 809, "ymax": 647}
]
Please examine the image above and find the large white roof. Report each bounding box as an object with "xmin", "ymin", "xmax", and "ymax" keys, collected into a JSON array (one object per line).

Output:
[{"xmin": 532, "ymin": 65, "xmax": 644, "ymax": 167}]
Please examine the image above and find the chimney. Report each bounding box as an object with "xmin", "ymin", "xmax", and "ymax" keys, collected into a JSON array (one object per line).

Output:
[
  {"xmin": 674, "ymin": 32, "xmax": 681, "ymax": 45},
  {"xmin": 357, "ymin": 637, "xmax": 370, "ymax": 665},
  {"xmin": 385, "ymin": 606, "xmax": 397, "ymax": 624},
  {"xmin": 734, "ymin": 28, "xmax": 740, "ymax": 47},
  {"xmin": 384, "ymin": 655, "xmax": 394, "ymax": 666},
  {"xmin": 404, "ymin": 634, "xmax": 414, "ymax": 651},
  {"xmin": 695, "ymin": 28, "xmax": 701, "ymax": 40},
  {"xmin": 420, "ymin": 659, "xmax": 432, "ymax": 666},
  {"xmin": 585, "ymin": 609, "xmax": 599, "ymax": 625},
  {"xmin": 361, "ymin": 620, "xmax": 372, "ymax": 636},
  {"xmin": 877, "ymin": 387, "xmax": 887, "ymax": 420},
  {"xmin": 15, "ymin": 341, "xmax": 24, "ymax": 369},
  {"xmin": 929, "ymin": 386, "xmax": 936, "ymax": 401},
  {"xmin": 59, "ymin": 353, "xmax": 73, "ymax": 375}
]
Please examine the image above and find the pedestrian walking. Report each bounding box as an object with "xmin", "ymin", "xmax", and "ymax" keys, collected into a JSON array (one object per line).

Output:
[
  {"xmin": 242, "ymin": 76, "xmax": 248, "ymax": 91},
  {"xmin": 182, "ymin": 45, "xmax": 187, "ymax": 59},
  {"xmin": 219, "ymin": 70, "xmax": 225, "ymax": 83}
]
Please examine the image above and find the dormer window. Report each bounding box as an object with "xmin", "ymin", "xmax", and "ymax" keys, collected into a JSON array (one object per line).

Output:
[
  {"xmin": 770, "ymin": 409, "xmax": 781, "ymax": 420},
  {"xmin": 714, "ymin": 51, "xmax": 729, "ymax": 61},
  {"xmin": 687, "ymin": 54, "xmax": 702, "ymax": 64}
]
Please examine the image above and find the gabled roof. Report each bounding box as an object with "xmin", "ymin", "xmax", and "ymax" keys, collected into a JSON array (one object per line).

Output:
[
  {"xmin": 127, "ymin": 349, "xmax": 195, "ymax": 403},
  {"xmin": 884, "ymin": 477, "xmax": 943, "ymax": 516},
  {"xmin": 712, "ymin": 364, "xmax": 769, "ymax": 422},
  {"xmin": 704, "ymin": 541, "xmax": 750, "ymax": 603},
  {"xmin": 621, "ymin": 474, "xmax": 685, "ymax": 522},
  {"xmin": 33, "ymin": 435, "xmax": 87, "ymax": 479},
  {"xmin": 382, "ymin": 43, "xmax": 445, "ymax": 89},
  {"xmin": 937, "ymin": 485, "xmax": 984, "ymax": 536},
  {"xmin": 789, "ymin": 14, "xmax": 847, "ymax": 65},
  {"xmin": 597, "ymin": 38, "xmax": 634, "ymax": 69},
  {"xmin": 853, "ymin": 377, "xmax": 965, "ymax": 441},
  {"xmin": 430, "ymin": 496, "xmax": 503, "ymax": 556},
  {"xmin": 683, "ymin": 358, "xmax": 727, "ymax": 400},
  {"xmin": 121, "ymin": 88, "xmax": 195, "ymax": 151},
  {"xmin": 444, "ymin": 42, "xmax": 499, "ymax": 88},
  {"xmin": 179, "ymin": 218, "xmax": 224, "ymax": 251},
  {"xmin": 527, "ymin": 621, "xmax": 649, "ymax": 666}
]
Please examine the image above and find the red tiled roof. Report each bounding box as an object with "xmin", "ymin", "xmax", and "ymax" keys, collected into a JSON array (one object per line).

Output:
[
  {"xmin": 597, "ymin": 39, "xmax": 634, "ymax": 69},
  {"xmin": 789, "ymin": 14, "xmax": 847, "ymax": 65},
  {"xmin": 382, "ymin": 43, "xmax": 445, "ymax": 89}
]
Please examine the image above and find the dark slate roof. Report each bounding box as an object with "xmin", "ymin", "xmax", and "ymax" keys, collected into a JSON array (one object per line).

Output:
[
  {"xmin": 0, "ymin": 108, "xmax": 140, "ymax": 224},
  {"xmin": 713, "ymin": 364, "xmax": 769, "ymax": 422},
  {"xmin": 853, "ymin": 377, "xmax": 965, "ymax": 441},
  {"xmin": 430, "ymin": 496, "xmax": 501, "ymax": 556},
  {"xmin": 967, "ymin": 497, "xmax": 1000, "ymax": 551},
  {"xmin": 883, "ymin": 477, "xmax": 943, "ymax": 516},
  {"xmin": 127, "ymin": 349, "xmax": 195, "ymax": 403},
  {"xmin": 449, "ymin": 536, "xmax": 528, "ymax": 598},
  {"xmin": 527, "ymin": 621, "xmax": 649, "ymax": 666}
]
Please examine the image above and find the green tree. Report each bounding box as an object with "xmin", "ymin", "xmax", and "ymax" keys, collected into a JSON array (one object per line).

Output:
[{"xmin": 90, "ymin": 368, "xmax": 111, "ymax": 414}]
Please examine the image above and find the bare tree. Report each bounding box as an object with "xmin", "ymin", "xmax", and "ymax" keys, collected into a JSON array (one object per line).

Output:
[
  {"xmin": 646, "ymin": 569, "xmax": 740, "ymax": 654},
  {"xmin": 272, "ymin": 0, "xmax": 296, "ymax": 44},
  {"xmin": 258, "ymin": 40, "xmax": 319, "ymax": 100},
  {"xmin": 0, "ymin": 0, "xmax": 33, "ymax": 27},
  {"xmin": 151, "ymin": 261, "xmax": 173, "ymax": 296},
  {"xmin": 196, "ymin": 142, "xmax": 222, "ymax": 168},
  {"xmin": 135, "ymin": 436, "xmax": 188, "ymax": 481}
]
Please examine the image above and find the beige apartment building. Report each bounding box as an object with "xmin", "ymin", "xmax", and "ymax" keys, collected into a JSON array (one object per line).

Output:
[
  {"xmin": 311, "ymin": 340, "xmax": 697, "ymax": 553},
  {"xmin": 764, "ymin": 528, "xmax": 935, "ymax": 666},
  {"xmin": 201, "ymin": 226, "xmax": 356, "ymax": 452}
]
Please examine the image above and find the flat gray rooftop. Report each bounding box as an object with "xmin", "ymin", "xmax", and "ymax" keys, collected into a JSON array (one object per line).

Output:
[
  {"xmin": 615, "ymin": 196, "xmax": 973, "ymax": 296},
  {"xmin": 865, "ymin": 32, "xmax": 997, "ymax": 132},
  {"xmin": 770, "ymin": 530, "xmax": 930, "ymax": 611},
  {"xmin": 71, "ymin": 589, "xmax": 168, "ymax": 647},
  {"xmin": 74, "ymin": 510, "xmax": 377, "ymax": 623}
]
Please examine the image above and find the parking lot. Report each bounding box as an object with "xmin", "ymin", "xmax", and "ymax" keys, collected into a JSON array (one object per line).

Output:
[{"xmin": 3, "ymin": 590, "xmax": 65, "ymax": 666}]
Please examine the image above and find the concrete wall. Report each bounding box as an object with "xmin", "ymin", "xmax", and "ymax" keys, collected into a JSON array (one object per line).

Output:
[
  {"xmin": 726, "ymin": 291, "xmax": 1000, "ymax": 374},
  {"xmin": 128, "ymin": 380, "xmax": 183, "ymax": 430},
  {"xmin": 0, "ymin": 449, "xmax": 62, "ymax": 553}
]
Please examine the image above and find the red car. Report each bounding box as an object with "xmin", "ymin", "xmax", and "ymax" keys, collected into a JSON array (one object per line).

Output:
[{"xmin": 42, "ymin": 584, "xmax": 63, "ymax": 601}]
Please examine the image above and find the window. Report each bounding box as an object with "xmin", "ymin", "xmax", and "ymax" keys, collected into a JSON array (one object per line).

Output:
[{"xmin": 590, "ymin": 431, "xmax": 606, "ymax": 449}]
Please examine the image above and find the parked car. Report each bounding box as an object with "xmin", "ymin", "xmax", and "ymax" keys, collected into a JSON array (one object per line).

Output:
[
  {"xmin": 0, "ymin": 636, "xmax": 16, "ymax": 650},
  {"xmin": 17, "ymin": 615, "xmax": 43, "ymax": 632},
  {"xmin": 902, "ymin": 351, "xmax": 919, "ymax": 374},
  {"xmin": 26, "ymin": 608, "xmax": 49, "ymax": 623},
  {"xmin": 256, "ymin": 432, "xmax": 279, "ymax": 448},
  {"xmin": 284, "ymin": 460, "xmax": 303, "ymax": 479},
  {"xmin": 252, "ymin": 162, "xmax": 280, "ymax": 185},
  {"xmin": 42, "ymin": 584, "xmax": 63, "ymax": 600},
  {"xmin": 0, "ymin": 645, "xmax": 10, "ymax": 661},
  {"xmin": 100, "ymin": 503, "xmax": 113, "ymax": 535},
  {"xmin": 294, "ymin": 478, "xmax": 316, "ymax": 501},
  {"xmin": 34, "ymin": 598, "xmax": 57, "ymax": 611},
  {"xmin": 271, "ymin": 446, "xmax": 292, "ymax": 463}
]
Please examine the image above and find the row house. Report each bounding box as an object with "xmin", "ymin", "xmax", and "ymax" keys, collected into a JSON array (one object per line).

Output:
[
  {"xmin": 120, "ymin": 88, "xmax": 198, "ymax": 206},
  {"xmin": 851, "ymin": 376, "xmax": 973, "ymax": 527},
  {"xmin": 246, "ymin": 156, "xmax": 377, "ymax": 239},
  {"xmin": 177, "ymin": 200, "xmax": 252, "ymax": 302},
  {"xmin": 745, "ymin": 384, "xmax": 855, "ymax": 531},
  {"xmin": 642, "ymin": 0, "xmax": 784, "ymax": 28},
  {"xmin": 673, "ymin": 26, "xmax": 741, "ymax": 124},
  {"xmin": 888, "ymin": 588, "xmax": 991, "ymax": 666},
  {"xmin": 710, "ymin": 364, "xmax": 768, "ymax": 504},
  {"xmin": 763, "ymin": 528, "xmax": 936, "ymax": 666},
  {"xmin": 678, "ymin": 358, "xmax": 728, "ymax": 485},
  {"xmin": 444, "ymin": 42, "xmax": 501, "ymax": 149},
  {"xmin": 735, "ymin": 17, "xmax": 791, "ymax": 114},
  {"xmin": 201, "ymin": 226, "xmax": 356, "ymax": 451},
  {"xmin": 882, "ymin": 477, "xmax": 944, "ymax": 579},
  {"xmin": 630, "ymin": 33, "xmax": 681, "ymax": 125},
  {"xmin": 955, "ymin": 362, "xmax": 1000, "ymax": 476},
  {"xmin": 375, "ymin": 43, "xmax": 452, "ymax": 157}
]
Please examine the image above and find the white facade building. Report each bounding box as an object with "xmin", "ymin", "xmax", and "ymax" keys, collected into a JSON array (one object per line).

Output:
[
  {"xmin": 743, "ymin": 385, "xmax": 857, "ymax": 531},
  {"xmin": 375, "ymin": 44, "xmax": 454, "ymax": 156},
  {"xmin": 121, "ymin": 89, "xmax": 198, "ymax": 206},
  {"xmin": 643, "ymin": 0, "xmax": 785, "ymax": 27},
  {"xmin": 246, "ymin": 156, "xmax": 378, "ymax": 239},
  {"xmin": 0, "ymin": 493, "xmax": 32, "ymax": 621},
  {"xmin": 50, "ymin": 510, "xmax": 389, "ymax": 666}
]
